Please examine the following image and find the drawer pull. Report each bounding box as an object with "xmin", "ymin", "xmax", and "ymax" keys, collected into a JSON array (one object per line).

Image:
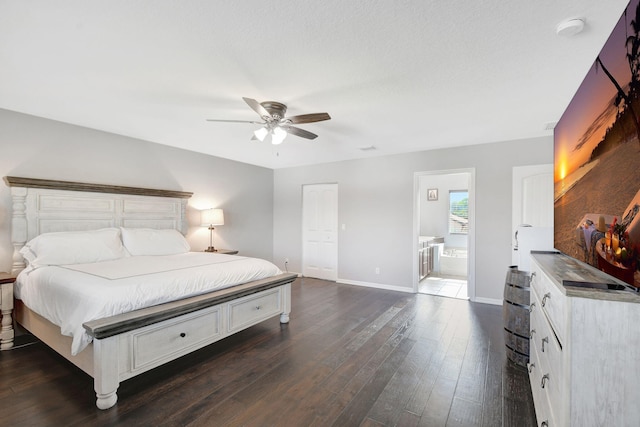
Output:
[
  {"xmin": 542, "ymin": 292, "xmax": 551, "ymax": 307},
  {"xmin": 179, "ymin": 332, "xmax": 186, "ymax": 338},
  {"xmin": 541, "ymin": 336, "xmax": 549, "ymax": 352},
  {"xmin": 529, "ymin": 302, "xmax": 536, "ymax": 313},
  {"xmin": 530, "ymin": 329, "xmax": 536, "ymax": 339},
  {"xmin": 541, "ymin": 421, "xmax": 548, "ymax": 427},
  {"xmin": 255, "ymin": 305, "xmax": 262, "ymax": 310},
  {"xmin": 528, "ymin": 362, "xmax": 535, "ymax": 373},
  {"xmin": 541, "ymin": 373, "xmax": 549, "ymax": 388}
]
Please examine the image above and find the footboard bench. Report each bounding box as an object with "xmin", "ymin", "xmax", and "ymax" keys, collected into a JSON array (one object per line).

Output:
[{"xmin": 17, "ymin": 272, "xmax": 296, "ymax": 409}]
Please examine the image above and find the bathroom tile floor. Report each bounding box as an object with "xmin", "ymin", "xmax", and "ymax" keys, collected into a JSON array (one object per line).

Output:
[{"xmin": 419, "ymin": 275, "xmax": 468, "ymax": 300}]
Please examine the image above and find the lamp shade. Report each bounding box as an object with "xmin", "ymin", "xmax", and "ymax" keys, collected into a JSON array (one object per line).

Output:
[
  {"xmin": 271, "ymin": 127, "xmax": 287, "ymax": 145},
  {"xmin": 253, "ymin": 127, "xmax": 269, "ymax": 142},
  {"xmin": 201, "ymin": 208, "xmax": 224, "ymax": 226}
]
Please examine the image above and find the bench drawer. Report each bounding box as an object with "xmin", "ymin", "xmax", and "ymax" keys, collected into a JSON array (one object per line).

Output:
[
  {"xmin": 228, "ymin": 288, "xmax": 282, "ymax": 332},
  {"xmin": 131, "ymin": 305, "xmax": 221, "ymax": 371}
]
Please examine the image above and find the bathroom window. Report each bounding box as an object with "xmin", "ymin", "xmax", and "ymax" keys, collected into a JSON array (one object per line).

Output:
[{"xmin": 449, "ymin": 190, "xmax": 468, "ymax": 234}]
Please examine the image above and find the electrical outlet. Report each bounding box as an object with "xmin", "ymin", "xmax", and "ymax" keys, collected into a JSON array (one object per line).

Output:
[{"xmin": 375, "ymin": 267, "xmax": 380, "ymax": 274}]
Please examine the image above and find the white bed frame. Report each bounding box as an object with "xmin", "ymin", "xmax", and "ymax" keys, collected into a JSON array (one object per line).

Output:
[{"xmin": 4, "ymin": 176, "xmax": 296, "ymax": 410}]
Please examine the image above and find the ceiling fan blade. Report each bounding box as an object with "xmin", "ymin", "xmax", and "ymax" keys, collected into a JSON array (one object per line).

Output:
[
  {"xmin": 242, "ymin": 97, "xmax": 271, "ymax": 119},
  {"xmin": 286, "ymin": 126, "xmax": 318, "ymax": 140},
  {"xmin": 286, "ymin": 112, "xmax": 331, "ymax": 124},
  {"xmin": 206, "ymin": 119, "xmax": 263, "ymax": 124}
]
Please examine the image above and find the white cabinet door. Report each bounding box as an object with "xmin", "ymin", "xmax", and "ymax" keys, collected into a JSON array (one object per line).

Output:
[{"xmin": 302, "ymin": 184, "xmax": 338, "ymax": 281}]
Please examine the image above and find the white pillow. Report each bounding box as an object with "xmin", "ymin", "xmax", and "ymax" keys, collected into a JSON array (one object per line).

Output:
[
  {"xmin": 20, "ymin": 228, "xmax": 128, "ymax": 266},
  {"xmin": 120, "ymin": 228, "xmax": 190, "ymax": 256}
]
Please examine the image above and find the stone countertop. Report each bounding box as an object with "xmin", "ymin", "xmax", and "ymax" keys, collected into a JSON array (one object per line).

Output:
[{"xmin": 531, "ymin": 251, "xmax": 640, "ymax": 303}]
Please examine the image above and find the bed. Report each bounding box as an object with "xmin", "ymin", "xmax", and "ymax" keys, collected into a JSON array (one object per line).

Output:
[{"xmin": 3, "ymin": 176, "xmax": 296, "ymax": 410}]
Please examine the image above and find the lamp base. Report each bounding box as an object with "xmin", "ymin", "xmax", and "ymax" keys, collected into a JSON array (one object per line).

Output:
[{"xmin": 204, "ymin": 247, "xmax": 216, "ymax": 252}]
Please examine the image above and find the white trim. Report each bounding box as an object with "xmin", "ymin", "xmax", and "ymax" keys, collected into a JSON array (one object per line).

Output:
[
  {"xmin": 473, "ymin": 297, "xmax": 503, "ymax": 306},
  {"xmin": 337, "ymin": 278, "xmax": 414, "ymax": 294}
]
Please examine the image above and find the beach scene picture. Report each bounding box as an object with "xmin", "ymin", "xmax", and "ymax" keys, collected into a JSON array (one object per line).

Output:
[{"xmin": 554, "ymin": 0, "xmax": 640, "ymax": 287}]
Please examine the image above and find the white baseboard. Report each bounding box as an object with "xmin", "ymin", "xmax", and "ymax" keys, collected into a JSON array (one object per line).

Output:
[
  {"xmin": 337, "ymin": 278, "xmax": 414, "ymax": 293},
  {"xmin": 299, "ymin": 275, "xmax": 502, "ymax": 304},
  {"xmin": 472, "ymin": 296, "xmax": 503, "ymax": 306}
]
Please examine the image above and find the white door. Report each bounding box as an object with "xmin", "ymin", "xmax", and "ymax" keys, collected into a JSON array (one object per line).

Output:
[
  {"xmin": 302, "ymin": 184, "xmax": 338, "ymax": 281},
  {"xmin": 512, "ymin": 164, "xmax": 554, "ymax": 266}
]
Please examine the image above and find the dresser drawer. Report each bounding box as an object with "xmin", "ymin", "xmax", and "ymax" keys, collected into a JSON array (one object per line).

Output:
[
  {"xmin": 528, "ymin": 336, "xmax": 556, "ymax": 427},
  {"xmin": 228, "ymin": 288, "xmax": 282, "ymax": 332},
  {"xmin": 528, "ymin": 365, "xmax": 552, "ymax": 427},
  {"xmin": 529, "ymin": 350, "xmax": 557, "ymax": 426},
  {"xmin": 529, "ymin": 286, "xmax": 564, "ymax": 426},
  {"xmin": 530, "ymin": 265, "xmax": 566, "ymax": 345},
  {"xmin": 130, "ymin": 305, "xmax": 221, "ymax": 371}
]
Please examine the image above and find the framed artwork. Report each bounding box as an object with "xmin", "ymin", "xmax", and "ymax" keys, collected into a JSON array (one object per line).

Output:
[{"xmin": 427, "ymin": 188, "xmax": 438, "ymax": 201}]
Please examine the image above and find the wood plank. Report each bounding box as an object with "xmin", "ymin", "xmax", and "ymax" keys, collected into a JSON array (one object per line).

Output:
[
  {"xmin": 447, "ymin": 397, "xmax": 483, "ymax": 427},
  {"xmin": 3, "ymin": 176, "xmax": 193, "ymax": 199},
  {"xmin": 503, "ymin": 361, "xmax": 537, "ymax": 426},
  {"xmin": 481, "ymin": 349, "xmax": 504, "ymax": 427}
]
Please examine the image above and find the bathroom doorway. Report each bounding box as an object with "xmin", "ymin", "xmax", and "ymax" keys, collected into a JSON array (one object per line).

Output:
[{"xmin": 413, "ymin": 169, "xmax": 475, "ymax": 300}]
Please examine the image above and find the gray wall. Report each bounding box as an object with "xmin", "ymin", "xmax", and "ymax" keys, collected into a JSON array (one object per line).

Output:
[
  {"xmin": 0, "ymin": 109, "xmax": 275, "ymax": 272},
  {"xmin": 273, "ymin": 136, "xmax": 553, "ymax": 302}
]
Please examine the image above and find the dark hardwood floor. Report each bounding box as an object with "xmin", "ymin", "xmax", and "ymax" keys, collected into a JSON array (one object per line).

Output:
[{"xmin": 0, "ymin": 278, "xmax": 536, "ymax": 426}]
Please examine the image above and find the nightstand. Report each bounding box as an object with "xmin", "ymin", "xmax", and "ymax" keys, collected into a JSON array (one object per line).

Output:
[
  {"xmin": 0, "ymin": 272, "xmax": 15, "ymax": 350},
  {"xmin": 210, "ymin": 249, "xmax": 238, "ymax": 255}
]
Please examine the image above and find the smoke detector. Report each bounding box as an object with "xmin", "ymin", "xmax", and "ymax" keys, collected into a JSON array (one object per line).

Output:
[{"xmin": 556, "ymin": 18, "xmax": 585, "ymax": 37}]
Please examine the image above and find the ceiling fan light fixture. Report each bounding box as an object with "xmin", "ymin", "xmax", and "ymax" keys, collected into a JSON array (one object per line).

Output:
[
  {"xmin": 253, "ymin": 126, "xmax": 269, "ymax": 142},
  {"xmin": 271, "ymin": 127, "xmax": 287, "ymax": 145},
  {"xmin": 207, "ymin": 97, "xmax": 329, "ymax": 143}
]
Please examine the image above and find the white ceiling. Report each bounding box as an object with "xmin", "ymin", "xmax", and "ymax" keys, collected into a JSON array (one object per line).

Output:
[{"xmin": 0, "ymin": 1, "xmax": 631, "ymax": 169}]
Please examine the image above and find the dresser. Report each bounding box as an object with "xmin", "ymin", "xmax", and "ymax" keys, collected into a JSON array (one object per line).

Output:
[
  {"xmin": 528, "ymin": 252, "xmax": 640, "ymax": 426},
  {"xmin": 0, "ymin": 272, "xmax": 15, "ymax": 350}
]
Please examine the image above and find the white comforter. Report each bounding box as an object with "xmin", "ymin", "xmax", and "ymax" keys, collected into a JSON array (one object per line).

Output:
[{"xmin": 15, "ymin": 252, "xmax": 282, "ymax": 355}]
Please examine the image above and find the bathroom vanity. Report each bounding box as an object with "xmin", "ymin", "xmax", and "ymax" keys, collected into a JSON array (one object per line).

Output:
[
  {"xmin": 528, "ymin": 251, "xmax": 640, "ymax": 426},
  {"xmin": 418, "ymin": 236, "xmax": 444, "ymax": 280}
]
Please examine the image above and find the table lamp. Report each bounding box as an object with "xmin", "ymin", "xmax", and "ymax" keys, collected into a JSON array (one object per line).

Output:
[{"xmin": 201, "ymin": 208, "xmax": 224, "ymax": 252}]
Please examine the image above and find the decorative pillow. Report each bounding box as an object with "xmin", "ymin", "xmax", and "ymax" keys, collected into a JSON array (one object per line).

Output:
[
  {"xmin": 20, "ymin": 228, "xmax": 128, "ymax": 266},
  {"xmin": 120, "ymin": 227, "xmax": 190, "ymax": 256}
]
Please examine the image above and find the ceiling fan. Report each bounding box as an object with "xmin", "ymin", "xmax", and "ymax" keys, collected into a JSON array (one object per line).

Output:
[{"xmin": 207, "ymin": 97, "xmax": 331, "ymax": 144}]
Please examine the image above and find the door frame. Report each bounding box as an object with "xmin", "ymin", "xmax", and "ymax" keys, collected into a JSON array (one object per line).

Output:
[{"xmin": 412, "ymin": 168, "xmax": 476, "ymax": 300}]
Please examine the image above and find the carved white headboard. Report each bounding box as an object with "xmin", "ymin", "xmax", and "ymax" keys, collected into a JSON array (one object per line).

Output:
[{"xmin": 4, "ymin": 177, "xmax": 193, "ymax": 275}]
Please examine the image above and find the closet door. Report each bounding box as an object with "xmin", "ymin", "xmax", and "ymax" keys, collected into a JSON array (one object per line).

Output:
[{"xmin": 302, "ymin": 184, "xmax": 338, "ymax": 281}]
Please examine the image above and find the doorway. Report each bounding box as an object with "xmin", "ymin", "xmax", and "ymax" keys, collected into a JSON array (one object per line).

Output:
[
  {"xmin": 413, "ymin": 169, "xmax": 475, "ymax": 300},
  {"xmin": 302, "ymin": 183, "xmax": 338, "ymax": 281}
]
